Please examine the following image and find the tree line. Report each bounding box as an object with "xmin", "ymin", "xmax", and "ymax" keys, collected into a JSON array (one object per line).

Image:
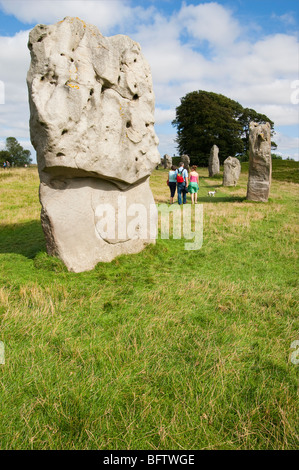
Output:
[
  {"xmin": 0, "ymin": 137, "xmax": 32, "ymax": 167},
  {"xmin": 172, "ymin": 90, "xmax": 276, "ymax": 166}
]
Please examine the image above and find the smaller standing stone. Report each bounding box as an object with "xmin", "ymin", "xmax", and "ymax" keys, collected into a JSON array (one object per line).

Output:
[
  {"xmin": 246, "ymin": 122, "xmax": 272, "ymax": 202},
  {"xmin": 209, "ymin": 145, "xmax": 220, "ymax": 177},
  {"xmin": 181, "ymin": 154, "xmax": 190, "ymax": 170},
  {"xmin": 223, "ymin": 156, "xmax": 241, "ymax": 186},
  {"xmin": 163, "ymin": 154, "xmax": 172, "ymax": 169}
]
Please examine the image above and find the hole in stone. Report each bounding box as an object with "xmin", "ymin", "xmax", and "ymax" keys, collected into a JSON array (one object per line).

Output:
[
  {"xmin": 37, "ymin": 36, "xmax": 44, "ymax": 42},
  {"xmin": 126, "ymin": 121, "xmax": 131, "ymax": 128},
  {"xmin": 72, "ymin": 48, "xmax": 75, "ymax": 51},
  {"xmin": 90, "ymin": 88, "xmax": 94, "ymax": 96},
  {"xmin": 61, "ymin": 129, "xmax": 68, "ymax": 135},
  {"xmin": 60, "ymin": 53, "xmax": 65, "ymax": 56},
  {"xmin": 145, "ymin": 123, "xmax": 149, "ymax": 127},
  {"xmin": 134, "ymin": 58, "xmax": 137, "ymax": 62},
  {"xmin": 118, "ymin": 76, "xmax": 121, "ymax": 84},
  {"xmin": 40, "ymin": 76, "xmax": 45, "ymax": 81},
  {"xmin": 56, "ymin": 152, "xmax": 65, "ymax": 157},
  {"xmin": 70, "ymin": 58, "xmax": 74, "ymax": 62},
  {"xmin": 135, "ymin": 157, "xmax": 138, "ymax": 161},
  {"xmin": 133, "ymin": 94, "xmax": 139, "ymax": 100}
]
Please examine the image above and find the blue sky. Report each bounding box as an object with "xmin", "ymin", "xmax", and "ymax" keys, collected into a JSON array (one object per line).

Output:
[{"xmin": 0, "ymin": 0, "xmax": 298, "ymax": 161}]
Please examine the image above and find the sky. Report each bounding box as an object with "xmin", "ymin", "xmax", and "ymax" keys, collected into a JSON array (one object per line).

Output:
[{"xmin": 0, "ymin": 0, "xmax": 298, "ymax": 162}]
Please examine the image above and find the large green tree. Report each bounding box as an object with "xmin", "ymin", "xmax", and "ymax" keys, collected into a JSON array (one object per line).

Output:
[
  {"xmin": 4, "ymin": 137, "xmax": 32, "ymax": 167},
  {"xmin": 172, "ymin": 91, "xmax": 276, "ymax": 165}
]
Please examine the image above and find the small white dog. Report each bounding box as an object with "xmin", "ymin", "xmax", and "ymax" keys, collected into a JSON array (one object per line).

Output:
[{"xmin": 208, "ymin": 190, "xmax": 216, "ymax": 197}]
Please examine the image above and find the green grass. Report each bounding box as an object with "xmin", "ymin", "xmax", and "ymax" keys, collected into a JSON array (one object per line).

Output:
[
  {"xmin": 241, "ymin": 159, "xmax": 299, "ymax": 184},
  {"xmin": 0, "ymin": 165, "xmax": 298, "ymax": 449}
]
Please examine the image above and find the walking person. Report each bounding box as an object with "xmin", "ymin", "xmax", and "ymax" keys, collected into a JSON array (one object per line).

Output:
[
  {"xmin": 3, "ymin": 161, "xmax": 6, "ymax": 170},
  {"xmin": 188, "ymin": 165, "xmax": 199, "ymax": 204},
  {"xmin": 176, "ymin": 162, "xmax": 189, "ymax": 205},
  {"xmin": 167, "ymin": 165, "xmax": 177, "ymax": 204}
]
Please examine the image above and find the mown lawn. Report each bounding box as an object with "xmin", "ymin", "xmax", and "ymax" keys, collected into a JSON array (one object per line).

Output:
[{"xmin": 0, "ymin": 164, "xmax": 298, "ymax": 449}]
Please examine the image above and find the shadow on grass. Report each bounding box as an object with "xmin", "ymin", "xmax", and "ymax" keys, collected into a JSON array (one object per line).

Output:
[
  {"xmin": 200, "ymin": 175, "xmax": 223, "ymax": 180},
  {"xmin": 198, "ymin": 195, "xmax": 246, "ymax": 203},
  {"xmin": 201, "ymin": 183, "xmax": 224, "ymax": 188},
  {"xmin": 0, "ymin": 194, "xmax": 246, "ymax": 263},
  {"xmin": 0, "ymin": 220, "xmax": 46, "ymax": 258}
]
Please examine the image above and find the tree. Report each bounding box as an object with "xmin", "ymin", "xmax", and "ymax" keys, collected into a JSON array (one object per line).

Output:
[
  {"xmin": 4, "ymin": 137, "xmax": 32, "ymax": 167},
  {"xmin": 238, "ymin": 107, "xmax": 276, "ymax": 154},
  {"xmin": 172, "ymin": 91, "xmax": 276, "ymax": 166},
  {"xmin": 0, "ymin": 150, "xmax": 11, "ymax": 165}
]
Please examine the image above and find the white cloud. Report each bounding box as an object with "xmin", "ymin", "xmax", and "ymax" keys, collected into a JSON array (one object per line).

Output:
[
  {"xmin": 155, "ymin": 108, "xmax": 176, "ymax": 125},
  {"xmin": 156, "ymin": 132, "xmax": 177, "ymax": 158},
  {"xmin": 178, "ymin": 2, "xmax": 241, "ymax": 48},
  {"xmin": 0, "ymin": 30, "xmax": 30, "ymax": 138},
  {"xmin": 0, "ymin": 0, "xmax": 137, "ymax": 34},
  {"xmin": 274, "ymin": 131, "xmax": 299, "ymax": 160},
  {"xmin": 271, "ymin": 12, "xmax": 296, "ymax": 26},
  {"xmin": 256, "ymin": 104, "xmax": 299, "ymax": 127}
]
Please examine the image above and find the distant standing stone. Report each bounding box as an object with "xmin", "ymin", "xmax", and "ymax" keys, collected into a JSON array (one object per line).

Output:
[
  {"xmin": 163, "ymin": 154, "xmax": 172, "ymax": 169},
  {"xmin": 223, "ymin": 156, "xmax": 241, "ymax": 186},
  {"xmin": 181, "ymin": 154, "xmax": 190, "ymax": 170},
  {"xmin": 246, "ymin": 122, "xmax": 272, "ymax": 202},
  {"xmin": 209, "ymin": 145, "xmax": 220, "ymax": 177}
]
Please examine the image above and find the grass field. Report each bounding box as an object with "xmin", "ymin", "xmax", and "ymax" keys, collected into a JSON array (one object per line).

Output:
[
  {"xmin": 0, "ymin": 164, "xmax": 298, "ymax": 449},
  {"xmin": 241, "ymin": 159, "xmax": 299, "ymax": 184}
]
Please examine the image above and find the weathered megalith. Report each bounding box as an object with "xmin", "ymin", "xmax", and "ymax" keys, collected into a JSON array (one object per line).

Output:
[
  {"xmin": 223, "ymin": 156, "xmax": 241, "ymax": 186},
  {"xmin": 163, "ymin": 154, "xmax": 172, "ymax": 169},
  {"xmin": 181, "ymin": 154, "xmax": 190, "ymax": 170},
  {"xmin": 208, "ymin": 145, "xmax": 220, "ymax": 177},
  {"xmin": 246, "ymin": 122, "xmax": 272, "ymax": 202},
  {"xmin": 27, "ymin": 17, "xmax": 160, "ymax": 272}
]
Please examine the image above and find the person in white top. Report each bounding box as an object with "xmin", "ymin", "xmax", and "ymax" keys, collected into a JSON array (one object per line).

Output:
[{"xmin": 167, "ymin": 165, "xmax": 178, "ymax": 204}]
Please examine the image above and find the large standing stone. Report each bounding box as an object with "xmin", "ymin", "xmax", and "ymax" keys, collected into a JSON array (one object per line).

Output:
[
  {"xmin": 223, "ymin": 156, "xmax": 241, "ymax": 186},
  {"xmin": 246, "ymin": 122, "xmax": 272, "ymax": 202},
  {"xmin": 27, "ymin": 17, "xmax": 160, "ymax": 272},
  {"xmin": 208, "ymin": 145, "xmax": 220, "ymax": 177},
  {"xmin": 163, "ymin": 154, "xmax": 172, "ymax": 169},
  {"xmin": 181, "ymin": 154, "xmax": 190, "ymax": 170}
]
